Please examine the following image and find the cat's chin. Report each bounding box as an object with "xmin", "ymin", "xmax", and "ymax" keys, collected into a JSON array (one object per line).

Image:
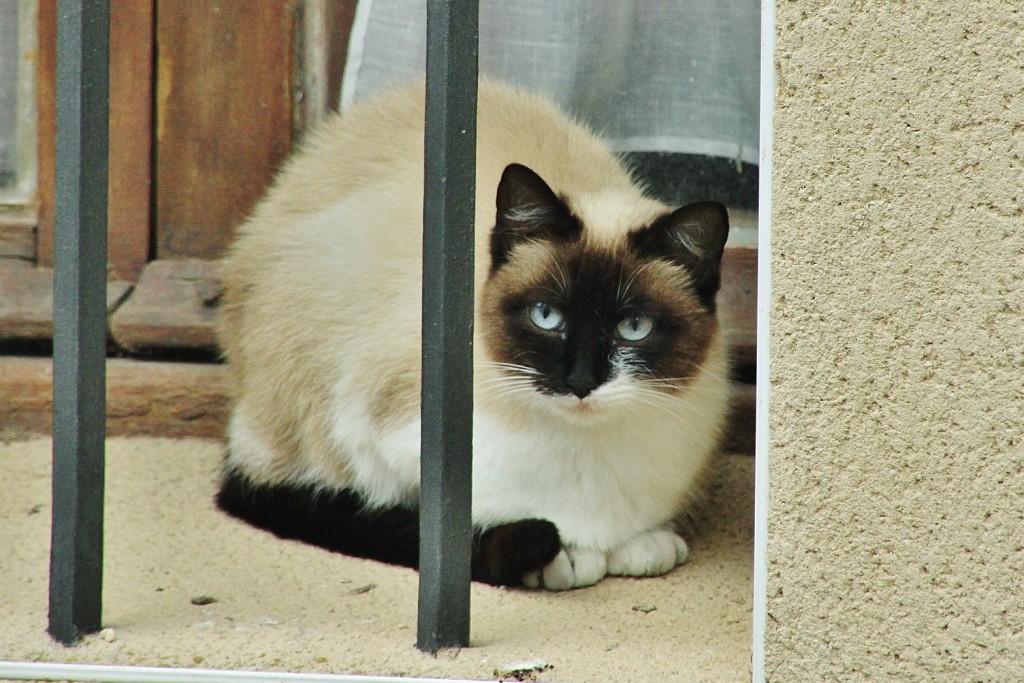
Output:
[{"xmin": 545, "ymin": 394, "xmax": 618, "ymax": 424}]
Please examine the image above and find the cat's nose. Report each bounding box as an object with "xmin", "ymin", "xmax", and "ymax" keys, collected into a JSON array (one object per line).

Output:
[
  {"xmin": 566, "ymin": 369, "xmax": 598, "ymax": 399},
  {"xmin": 569, "ymin": 384, "xmax": 593, "ymax": 399}
]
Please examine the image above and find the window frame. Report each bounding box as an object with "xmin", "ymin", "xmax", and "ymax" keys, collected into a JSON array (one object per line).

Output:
[
  {"xmin": 751, "ymin": 0, "xmax": 775, "ymax": 679},
  {"xmin": 0, "ymin": 0, "xmax": 776, "ymax": 679}
]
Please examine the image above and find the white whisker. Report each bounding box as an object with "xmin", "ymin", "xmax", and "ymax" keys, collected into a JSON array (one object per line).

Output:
[
  {"xmin": 550, "ymin": 256, "xmax": 570, "ymax": 295},
  {"xmin": 475, "ymin": 360, "xmax": 542, "ymax": 376},
  {"xmin": 618, "ymin": 262, "xmax": 653, "ymax": 306}
]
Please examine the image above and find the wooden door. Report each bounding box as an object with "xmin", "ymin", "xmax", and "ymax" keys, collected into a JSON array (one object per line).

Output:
[
  {"xmin": 1, "ymin": 0, "xmax": 356, "ymax": 351},
  {"xmin": 36, "ymin": 0, "xmax": 156, "ymax": 282},
  {"xmin": 154, "ymin": 0, "xmax": 295, "ymax": 260}
]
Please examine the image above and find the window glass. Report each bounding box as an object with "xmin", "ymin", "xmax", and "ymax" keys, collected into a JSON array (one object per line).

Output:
[
  {"xmin": 0, "ymin": 1, "xmax": 36, "ymax": 203},
  {"xmin": 0, "ymin": 4, "xmax": 19, "ymax": 189}
]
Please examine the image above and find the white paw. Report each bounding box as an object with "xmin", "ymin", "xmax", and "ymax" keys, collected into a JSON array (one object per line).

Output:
[
  {"xmin": 522, "ymin": 546, "xmax": 607, "ymax": 591},
  {"xmin": 606, "ymin": 529, "xmax": 689, "ymax": 577}
]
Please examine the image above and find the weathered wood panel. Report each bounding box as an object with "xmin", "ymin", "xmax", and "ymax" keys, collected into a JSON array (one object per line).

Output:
[
  {"xmin": 34, "ymin": 0, "xmax": 56, "ymax": 268},
  {"xmin": 0, "ymin": 261, "xmax": 130, "ymax": 341},
  {"xmin": 0, "ymin": 217, "xmax": 35, "ymax": 260},
  {"xmin": 110, "ymin": 259, "xmax": 220, "ymax": 352},
  {"xmin": 154, "ymin": 0, "xmax": 295, "ymax": 259},
  {"xmin": 0, "ymin": 355, "xmax": 228, "ymax": 440},
  {"xmin": 36, "ymin": 0, "xmax": 155, "ymax": 280},
  {"xmin": 106, "ymin": 0, "xmax": 154, "ymax": 280},
  {"xmin": 0, "ymin": 355, "xmax": 753, "ymax": 453},
  {"xmin": 102, "ymin": 246, "xmax": 756, "ymax": 362},
  {"xmin": 724, "ymin": 381, "xmax": 756, "ymax": 455},
  {"xmin": 720, "ymin": 246, "xmax": 757, "ymax": 370}
]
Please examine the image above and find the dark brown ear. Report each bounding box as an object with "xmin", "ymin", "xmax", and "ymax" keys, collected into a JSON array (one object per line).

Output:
[
  {"xmin": 629, "ymin": 201, "xmax": 730, "ymax": 310},
  {"xmin": 491, "ymin": 164, "xmax": 581, "ymax": 271}
]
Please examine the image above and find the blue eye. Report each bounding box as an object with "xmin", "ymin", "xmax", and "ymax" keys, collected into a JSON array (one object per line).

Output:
[
  {"xmin": 528, "ymin": 302, "xmax": 565, "ymax": 331},
  {"xmin": 616, "ymin": 315, "xmax": 654, "ymax": 341}
]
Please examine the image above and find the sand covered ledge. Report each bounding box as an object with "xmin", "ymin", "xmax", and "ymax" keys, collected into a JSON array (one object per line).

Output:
[{"xmin": 0, "ymin": 436, "xmax": 753, "ymax": 681}]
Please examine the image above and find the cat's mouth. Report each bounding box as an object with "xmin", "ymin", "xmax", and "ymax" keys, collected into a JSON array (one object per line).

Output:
[
  {"xmin": 547, "ymin": 391, "xmax": 610, "ymax": 421},
  {"xmin": 537, "ymin": 374, "xmax": 640, "ymax": 421},
  {"xmin": 568, "ymin": 399, "xmax": 594, "ymax": 414}
]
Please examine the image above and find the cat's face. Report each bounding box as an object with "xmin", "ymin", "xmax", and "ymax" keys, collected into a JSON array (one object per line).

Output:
[{"xmin": 479, "ymin": 164, "xmax": 729, "ymax": 421}]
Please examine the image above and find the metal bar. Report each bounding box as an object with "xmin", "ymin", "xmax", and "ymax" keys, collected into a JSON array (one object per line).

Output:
[
  {"xmin": 417, "ymin": 0, "xmax": 479, "ymax": 654},
  {"xmin": 48, "ymin": 0, "xmax": 110, "ymax": 646}
]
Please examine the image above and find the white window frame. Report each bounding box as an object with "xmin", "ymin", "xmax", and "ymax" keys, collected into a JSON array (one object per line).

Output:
[
  {"xmin": 0, "ymin": 0, "xmax": 776, "ymax": 679},
  {"xmin": 751, "ymin": 0, "xmax": 775, "ymax": 680}
]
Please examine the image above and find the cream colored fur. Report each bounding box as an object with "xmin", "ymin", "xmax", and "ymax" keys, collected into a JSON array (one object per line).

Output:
[{"xmin": 218, "ymin": 80, "xmax": 731, "ymax": 589}]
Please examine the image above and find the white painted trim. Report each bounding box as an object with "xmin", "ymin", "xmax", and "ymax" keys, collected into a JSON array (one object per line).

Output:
[
  {"xmin": 751, "ymin": 1, "xmax": 776, "ymax": 681},
  {"xmin": 4, "ymin": 5, "xmax": 771, "ymax": 682},
  {"xmin": 0, "ymin": 662, "xmax": 474, "ymax": 683}
]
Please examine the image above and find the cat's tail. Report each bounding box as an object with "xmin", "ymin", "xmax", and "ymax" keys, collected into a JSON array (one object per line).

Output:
[{"xmin": 215, "ymin": 466, "xmax": 561, "ymax": 587}]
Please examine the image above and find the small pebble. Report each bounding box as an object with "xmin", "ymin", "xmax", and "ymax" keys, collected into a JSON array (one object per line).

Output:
[
  {"xmin": 632, "ymin": 603, "xmax": 657, "ymax": 614},
  {"xmin": 190, "ymin": 595, "xmax": 218, "ymax": 606},
  {"xmin": 98, "ymin": 628, "xmax": 116, "ymax": 643}
]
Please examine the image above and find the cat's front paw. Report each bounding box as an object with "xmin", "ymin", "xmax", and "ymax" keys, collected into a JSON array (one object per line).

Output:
[
  {"xmin": 472, "ymin": 519, "xmax": 561, "ymax": 586},
  {"xmin": 606, "ymin": 529, "xmax": 689, "ymax": 577},
  {"xmin": 522, "ymin": 546, "xmax": 607, "ymax": 591}
]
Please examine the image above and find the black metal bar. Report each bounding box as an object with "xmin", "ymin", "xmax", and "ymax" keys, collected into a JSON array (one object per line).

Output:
[
  {"xmin": 417, "ymin": 0, "xmax": 479, "ymax": 654},
  {"xmin": 48, "ymin": 0, "xmax": 110, "ymax": 646}
]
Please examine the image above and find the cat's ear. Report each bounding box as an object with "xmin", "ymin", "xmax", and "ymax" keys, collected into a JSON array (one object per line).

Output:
[
  {"xmin": 491, "ymin": 164, "xmax": 581, "ymax": 270},
  {"xmin": 629, "ymin": 201, "xmax": 730, "ymax": 310}
]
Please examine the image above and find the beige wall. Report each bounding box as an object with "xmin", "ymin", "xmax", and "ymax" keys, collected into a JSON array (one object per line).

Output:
[{"xmin": 767, "ymin": 2, "xmax": 1023, "ymax": 680}]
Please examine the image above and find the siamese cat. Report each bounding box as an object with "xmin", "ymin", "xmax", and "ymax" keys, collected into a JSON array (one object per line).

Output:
[{"xmin": 215, "ymin": 80, "xmax": 731, "ymax": 590}]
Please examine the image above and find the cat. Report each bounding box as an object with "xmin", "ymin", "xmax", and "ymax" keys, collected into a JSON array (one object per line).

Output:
[{"xmin": 214, "ymin": 80, "xmax": 731, "ymax": 590}]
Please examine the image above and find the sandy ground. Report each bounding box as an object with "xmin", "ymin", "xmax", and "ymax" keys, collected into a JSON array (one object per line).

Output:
[{"xmin": 0, "ymin": 436, "xmax": 753, "ymax": 682}]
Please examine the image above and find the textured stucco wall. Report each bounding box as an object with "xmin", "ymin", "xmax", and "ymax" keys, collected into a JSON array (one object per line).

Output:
[{"xmin": 767, "ymin": 3, "xmax": 1023, "ymax": 680}]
